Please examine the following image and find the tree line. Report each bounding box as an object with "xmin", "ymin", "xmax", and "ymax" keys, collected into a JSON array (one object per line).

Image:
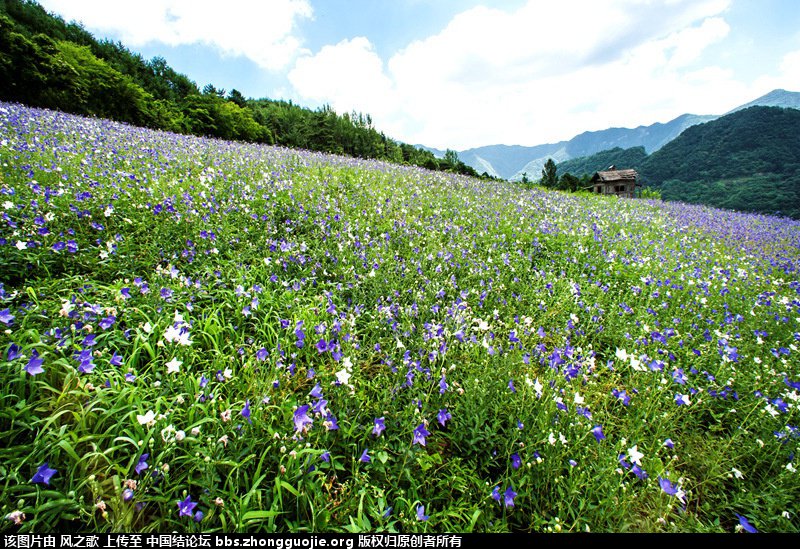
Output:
[
  {"xmin": 0, "ymin": 0, "xmax": 488, "ymax": 178},
  {"xmin": 516, "ymin": 159, "xmax": 590, "ymax": 193}
]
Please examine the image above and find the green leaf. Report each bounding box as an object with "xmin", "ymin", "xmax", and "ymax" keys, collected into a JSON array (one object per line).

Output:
[
  {"xmin": 279, "ymin": 480, "xmax": 299, "ymax": 497},
  {"xmin": 243, "ymin": 510, "xmax": 282, "ymax": 522}
]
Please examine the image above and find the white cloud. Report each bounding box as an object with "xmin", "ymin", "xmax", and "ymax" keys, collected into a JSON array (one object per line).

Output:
[
  {"xmin": 663, "ymin": 17, "xmax": 731, "ymax": 69},
  {"xmin": 774, "ymin": 49, "xmax": 800, "ymax": 89},
  {"xmin": 751, "ymin": 49, "xmax": 800, "ymax": 102},
  {"xmin": 38, "ymin": 0, "xmax": 313, "ymax": 70},
  {"xmin": 289, "ymin": 0, "xmax": 757, "ymax": 149},
  {"xmin": 39, "ymin": 0, "xmax": 795, "ymax": 150},
  {"xmin": 288, "ymin": 37, "xmax": 395, "ymax": 120}
]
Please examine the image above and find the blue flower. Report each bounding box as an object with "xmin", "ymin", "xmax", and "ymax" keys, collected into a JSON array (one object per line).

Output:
[
  {"xmin": 31, "ymin": 462, "xmax": 57, "ymax": 485},
  {"xmin": 416, "ymin": 505, "xmax": 429, "ymax": 521},
  {"xmin": 373, "ymin": 417, "xmax": 386, "ymax": 437},
  {"xmin": 503, "ymin": 486, "xmax": 517, "ymax": 508},
  {"xmin": 412, "ymin": 424, "xmax": 430, "ymax": 446},
  {"xmin": 7, "ymin": 343, "xmax": 21, "ymax": 362},
  {"xmin": 437, "ymin": 408, "xmax": 451, "ymax": 427},
  {"xmin": 658, "ymin": 476, "xmax": 679, "ymax": 497},
  {"xmin": 735, "ymin": 514, "xmax": 757, "ymax": 533},
  {"xmin": 675, "ymin": 393, "xmax": 691, "ymax": 406},
  {"xmin": 311, "ymin": 398, "xmax": 328, "ymax": 415},
  {"xmin": 135, "ymin": 454, "xmax": 149, "ymax": 475},
  {"xmin": 99, "ymin": 316, "xmax": 116, "ymax": 330},
  {"xmin": 784, "ymin": 377, "xmax": 800, "ymax": 391},
  {"xmin": 77, "ymin": 354, "xmax": 95, "ymax": 373},
  {"xmin": 0, "ymin": 308, "xmax": 14, "ymax": 326},
  {"xmin": 177, "ymin": 495, "xmax": 197, "ymax": 518},
  {"xmin": 359, "ymin": 448, "xmax": 371, "ymax": 463},
  {"xmin": 324, "ymin": 412, "xmax": 339, "ymax": 431},
  {"xmin": 511, "ymin": 453, "xmax": 521, "ymax": 470},
  {"xmin": 241, "ymin": 400, "xmax": 251, "ymax": 423},
  {"xmin": 293, "ymin": 405, "xmax": 313, "ymax": 433},
  {"xmin": 591, "ymin": 425, "xmax": 605, "ymax": 443},
  {"xmin": 631, "ymin": 464, "xmax": 648, "ymax": 480},
  {"xmin": 320, "ymin": 451, "xmax": 331, "ymax": 463},
  {"xmin": 491, "ymin": 486, "xmax": 501, "ymax": 502},
  {"xmin": 309, "ymin": 383, "xmax": 324, "ymax": 399},
  {"xmin": 256, "ymin": 348, "xmax": 268, "ymax": 361},
  {"xmin": 612, "ymin": 388, "xmax": 631, "ymax": 406},
  {"xmin": 771, "ymin": 398, "xmax": 788, "ymax": 414},
  {"xmin": 25, "ymin": 350, "xmax": 44, "ymax": 376}
]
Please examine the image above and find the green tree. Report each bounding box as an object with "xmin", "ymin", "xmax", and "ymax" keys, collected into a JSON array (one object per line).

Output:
[
  {"xmin": 557, "ymin": 172, "xmax": 580, "ymax": 192},
  {"xmin": 51, "ymin": 40, "xmax": 152, "ymax": 125},
  {"xmin": 640, "ymin": 186, "xmax": 662, "ymax": 199},
  {"xmin": 541, "ymin": 158, "xmax": 558, "ymax": 188},
  {"xmin": 443, "ymin": 149, "xmax": 460, "ymax": 169},
  {"xmin": 227, "ymin": 88, "xmax": 247, "ymax": 108},
  {"xmin": 202, "ymin": 83, "xmax": 225, "ymax": 97}
]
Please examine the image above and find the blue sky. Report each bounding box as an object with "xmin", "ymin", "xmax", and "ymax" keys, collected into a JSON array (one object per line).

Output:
[{"xmin": 37, "ymin": 0, "xmax": 800, "ymax": 150}]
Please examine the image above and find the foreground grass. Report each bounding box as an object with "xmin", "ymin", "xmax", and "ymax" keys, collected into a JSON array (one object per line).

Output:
[{"xmin": 0, "ymin": 102, "xmax": 798, "ymax": 533}]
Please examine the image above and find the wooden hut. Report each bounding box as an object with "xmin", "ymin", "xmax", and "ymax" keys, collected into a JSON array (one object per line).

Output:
[{"xmin": 589, "ymin": 165, "xmax": 639, "ymax": 198}]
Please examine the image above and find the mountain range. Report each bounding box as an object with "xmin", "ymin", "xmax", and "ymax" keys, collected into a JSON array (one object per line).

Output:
[
  {"xmin": 545, "ymin": 105, "xmax": 800, "ymax": 219},
  {"xmin": 647, "ymin": 105, "xmax": 800, "ymax": 218},
  {"xmin": 421, "ymin": 89, "xmax": 800, "ymax": 181}
]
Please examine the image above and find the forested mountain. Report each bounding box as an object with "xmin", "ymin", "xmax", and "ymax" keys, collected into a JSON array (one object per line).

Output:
[
  {"xmin": 639, "ymin": 106, "xmax": 800, "ymax": 218},
  {"xmin": 0, "ymin": 0, "xmax": 483, "ymax": 177},
  {"xmin": 641, "ymin": 106, "xmax": 800, "ymax": 186},
  {"xmin": 554, "ymin": 106, "xmax": 800, "ymax": 218},
  {"xmin": 555, "ymin": 146, "xmax": 649, "ymax": 177}
]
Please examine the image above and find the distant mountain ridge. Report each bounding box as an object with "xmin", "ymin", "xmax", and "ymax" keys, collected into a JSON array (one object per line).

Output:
[
  {"xmin": 422, "ymin": 89, "xmax": 800, "ymax": 180},
  {"xmin": 726, "ymin": 88, "xmax": 800, "ymax": 113},
  {"xmin": 641, "ymin": 105, "xmax": 800, "ymax": 219},
  {"xmin": 552, "ymin": 106, "xmax": 800, "ymax": 218}
]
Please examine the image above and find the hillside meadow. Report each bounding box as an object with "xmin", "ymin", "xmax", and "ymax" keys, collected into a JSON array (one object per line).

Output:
[{"xmin": 0, "ymin": 103, "xmax": 799, "ymax": 533}]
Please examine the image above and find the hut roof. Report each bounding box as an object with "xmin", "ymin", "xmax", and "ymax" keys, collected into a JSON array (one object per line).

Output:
[{"xmin": 591, "ymin": 168, "xmax": 638, "ymax": 183}]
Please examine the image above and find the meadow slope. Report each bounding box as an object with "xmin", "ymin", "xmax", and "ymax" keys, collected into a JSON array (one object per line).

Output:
[{"xmin": 1, "ymin": 103, "xmax": 799, "ymax": 533}]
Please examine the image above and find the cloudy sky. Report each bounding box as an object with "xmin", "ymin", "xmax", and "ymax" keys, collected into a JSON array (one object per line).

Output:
[{"xmin": 37, "ymin": 0, "xmax": 800, "ymax": 150}]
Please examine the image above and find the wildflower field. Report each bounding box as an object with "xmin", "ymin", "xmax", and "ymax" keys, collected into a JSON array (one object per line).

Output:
[{"xmin": 0, "ymin": 102, "xmax": 799, "ymax": 533}]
